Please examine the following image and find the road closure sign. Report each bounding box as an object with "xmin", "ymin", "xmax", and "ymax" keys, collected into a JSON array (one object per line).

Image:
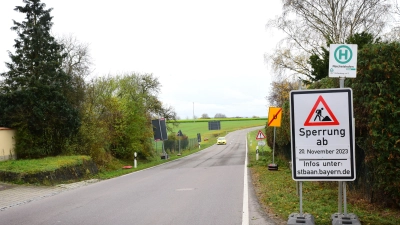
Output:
[{"xmin": 290, "ymin": 88, "xmax": 355, "ymax": 181}]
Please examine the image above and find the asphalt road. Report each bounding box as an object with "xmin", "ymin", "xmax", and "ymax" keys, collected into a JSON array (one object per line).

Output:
[{"xmin": 0, "ymin": 127, "xmax": 277, "ymax": 225}]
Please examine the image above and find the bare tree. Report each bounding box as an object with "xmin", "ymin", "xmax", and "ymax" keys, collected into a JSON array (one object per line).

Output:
[
  {"xmin": 58, "ymin": 34, "xmax": 93, "ymax": 79},
  {"xmin": 214, "ymin": 113, "xmax": 226, "ymax": 118},
  {"xmin": 394, "ymin": 0, "xmax": 400, "ymax": 15},
  {"xmin": 57, "ymin": 34, "xmax": 93, "ymax": 110},
  {"xmin": 385, "ymin": 0, "xmax": 400, "ymax": 41},
  {"xmin": 267, "ymin": 77, "xmax": 299, "ymax": 107},
  {"xmin": 266, "ymin": 0, "xmax": 392, "ymax": 80},
  {"xmin": 201, "ymin": 113, "xmax": 210, "ymax": 119}
]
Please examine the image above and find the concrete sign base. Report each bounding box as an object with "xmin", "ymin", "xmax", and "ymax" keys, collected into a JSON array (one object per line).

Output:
[
  {"xmin": 268, "ymin": 163, "xmax": 278, "ymax": 171},
  {"xmin": 287, "ymin": 213, "xmax": 315, "ymax": 225},
  {"xmin": 331, "ymin": 213, "xmax": 361, "ymax": 225}
]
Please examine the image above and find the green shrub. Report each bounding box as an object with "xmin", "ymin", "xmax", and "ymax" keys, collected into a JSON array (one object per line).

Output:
[{"xmin": 347, "ymin": 42, "xmax": 400, "ymax": 207}]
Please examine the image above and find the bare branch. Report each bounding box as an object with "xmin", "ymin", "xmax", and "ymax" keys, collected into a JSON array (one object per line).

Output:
[
  {"xmin": 58, "ymin": 34, "xmax": 93, "ymax": 79},
  {"xmin": 267, "ymin": 0, "xmax": 393, "ymax": 80}
]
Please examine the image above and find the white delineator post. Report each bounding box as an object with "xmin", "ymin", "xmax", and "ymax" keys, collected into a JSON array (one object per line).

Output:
[
  {"xmin": 134, "ymin": 152, "xmax": 137, "ymax": 168},
  {"xmin": 256, "ymin": 146, "xmax": 259, "ymax": 161}
]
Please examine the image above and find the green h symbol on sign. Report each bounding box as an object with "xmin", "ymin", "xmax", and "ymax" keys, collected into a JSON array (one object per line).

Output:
[
  {"xmin": 339, "ymin": 49, "xmax": 348, "ymax": 60},
  {"xmin": 334, "ymin": 45, "xmax": 352, "ymax": 64}
]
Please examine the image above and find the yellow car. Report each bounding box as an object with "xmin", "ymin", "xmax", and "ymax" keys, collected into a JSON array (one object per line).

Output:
[{"xmin": 217, "ymin": 137, "xmax": 227, "ymax": 145}]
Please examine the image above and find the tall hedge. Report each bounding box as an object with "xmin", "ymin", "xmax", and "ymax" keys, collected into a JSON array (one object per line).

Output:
[{"xmin": 347, "ymin": 42, "xmax": 400, "ymax": 207}]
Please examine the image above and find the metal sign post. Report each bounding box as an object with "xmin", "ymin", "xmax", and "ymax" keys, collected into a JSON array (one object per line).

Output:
[
  {"xmin": 338, "ymin": 78, "xmax": 345, "ymax": 215},
  {"xmin": 273, "ymin": 127, "xmax": 276, "ymax": 164},
  {"xmin": 329, "ymin": 43, "xmax": 360, "ymax": 225},
  {"xmin": 160, "ymin": 119, "xmax": 166, "ymax": 159},
  {"xmin": 287, "ymin": 180, "xmax": 315, "ymax": 225},
  {"xmin": 330, "ymin": 77, "xmax": 361, "ymax": 225}
]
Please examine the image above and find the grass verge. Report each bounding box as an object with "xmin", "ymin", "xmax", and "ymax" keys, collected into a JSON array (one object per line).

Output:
[
  {"xmin": 0, "ymin": 155, "xmax": 91, "ymax": 173},
  {"xmin": 246, "ymin": 130, "xmax": 400, "ymax": 225}
]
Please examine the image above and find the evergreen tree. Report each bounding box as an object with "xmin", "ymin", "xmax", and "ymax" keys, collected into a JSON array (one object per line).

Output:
[{"xmin": 0, "ymin": 0, "xmax": 80, "ymax": 158}]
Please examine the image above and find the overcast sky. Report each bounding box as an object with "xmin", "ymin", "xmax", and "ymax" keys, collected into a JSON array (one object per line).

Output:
[{"xmin": 0, "ymin": 0, "xmax": 284, "ymax": 119}]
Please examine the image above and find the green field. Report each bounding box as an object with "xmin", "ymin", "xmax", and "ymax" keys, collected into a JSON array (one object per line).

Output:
[
  {"xmin": 169, "ymin": 118, "xmax": 267, "ymax": 140},
  {"xmin": 148, "ymin": 118, "xmax": 267, "ymax": 154}
]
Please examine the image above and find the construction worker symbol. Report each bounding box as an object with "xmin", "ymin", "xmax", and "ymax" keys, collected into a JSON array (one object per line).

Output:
[
  {"xmin": 304, "ymin": 96, "xmax": 339, "ymax": 126},
  {"xmin": 314, "ymin": 108, "xmax": 332, "ymax": 121}
]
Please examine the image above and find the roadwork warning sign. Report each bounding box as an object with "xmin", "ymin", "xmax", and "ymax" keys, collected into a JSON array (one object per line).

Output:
[
  {"xmin": 304, "ymin": 95, "xmax": 339, "ymax": 126},
  {"xmin": 290, "ymin": 88, "xmax": 355, "ymax": 181}
]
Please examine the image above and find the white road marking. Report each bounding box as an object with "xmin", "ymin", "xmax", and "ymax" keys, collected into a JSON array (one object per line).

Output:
[{"xmin": 242, "ymin": 138, "xmax": 249, "ymax": 225}]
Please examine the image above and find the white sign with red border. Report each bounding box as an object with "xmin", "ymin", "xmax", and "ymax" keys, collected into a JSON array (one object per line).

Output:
[
  {"xmin": 290, "ymin": 88, "xmax": 355, "ymax": 181},
  {"xmin": 255, "ymin": 130, "xmax": 266, "ymax": 140}
]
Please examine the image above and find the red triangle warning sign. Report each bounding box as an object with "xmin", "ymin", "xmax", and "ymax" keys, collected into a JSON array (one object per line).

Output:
[
  {"xmin": 256, "ymin": 130, "xmax": 266, "ymax": 140},
  {"xmin": 304, "ymin": 95, "xmax": 339, "ymax": 126}
]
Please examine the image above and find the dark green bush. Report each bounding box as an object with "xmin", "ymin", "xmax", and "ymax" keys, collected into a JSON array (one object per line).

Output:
[{"xmin": 347, "ymin": 42, "xmax": 400, "ymax": 207}]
